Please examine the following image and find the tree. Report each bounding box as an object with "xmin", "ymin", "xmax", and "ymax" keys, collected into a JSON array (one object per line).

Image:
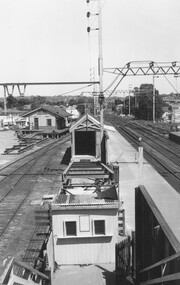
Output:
[
  {"xmin": 31, "ymin": 96, "xmax": 46, "ymax": 110},
  {"xmin": 17, "ymin": 97, "xmax": 31, "ymax": 110},
  {"xmin": 133, "ymin": 84, "xmax": 163, "ymax": 120},
  {"xmin": 7, "ymin": 95, "xmax": 18, "ymax": 109},
  {"xmin": 69, "ymin": 98, "xmax": 77, "ymax": 106},
  {"xmin": 76, "ymin": 97, "xmax": 86, "ymax": 116}
]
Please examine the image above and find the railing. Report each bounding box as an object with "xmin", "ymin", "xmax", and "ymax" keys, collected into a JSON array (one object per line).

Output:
[
  {"xmin": 1, "ymin": 258, "xmax": 50, "ymax": 285},
  {"xmin": 138, "ymin": 251, "xmax": 180, "ymax": 284}
]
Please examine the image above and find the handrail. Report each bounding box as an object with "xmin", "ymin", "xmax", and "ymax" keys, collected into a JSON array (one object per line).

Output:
[
  {"xmin": 139, "ymin": 250, "xmax": 180, "ymax": 273},
  {"xmin": 14, "ymin": 259, "xmax": 49, "ymax": 280},
  {"xmin": 139, "ymin": 251, "xmax": 180, "ymax": 284},
  {"xmin": 140, "ymin": 273, "xmax": 180, "ymax": 285}
]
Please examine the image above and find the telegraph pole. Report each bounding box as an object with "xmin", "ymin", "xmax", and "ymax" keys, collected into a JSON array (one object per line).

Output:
[
  {"xmin": 98, "ymin": 0, "xmax": 104, "ymax": 140},
  {"xmin": 153, "ymin": 75, "xmax": 155, "ymax": 123},
  {"xmin": 128, "ymin": 84, "xmax": 132, "ymax": 116},
  {"xmin": 153, "ymin": 75, "xmax": 158, "ymax": 123}
]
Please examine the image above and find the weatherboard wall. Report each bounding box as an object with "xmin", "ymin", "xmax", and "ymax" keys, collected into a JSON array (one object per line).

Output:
[
  {"xmin": 27, "ymin": 110, "xmax": 66, "ymax": 130},
  {"xmin": 52, "ymin": 207, "xmax": 118, "ymax": 265}
]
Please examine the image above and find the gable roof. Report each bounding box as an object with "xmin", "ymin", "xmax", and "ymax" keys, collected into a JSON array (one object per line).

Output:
[
  {"xmin": 70, "ymin": 113, "xmax": 100, "ymax": 132},
  {"xmin": 22, "ymin": 105, "xmax": 72, "ymax": 118}
]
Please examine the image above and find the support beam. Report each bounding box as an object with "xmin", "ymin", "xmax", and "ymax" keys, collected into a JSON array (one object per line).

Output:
[
  {"xmin": 104, "ymin": 61, "xmax": 180, "ymax": 77},
  {"xmin": 0, "ymin": 81, "xmax": 99, "ymax": 86},
  {"xmin": 17, "ymin": 84, "xmax": 26, "ymax": 97}
]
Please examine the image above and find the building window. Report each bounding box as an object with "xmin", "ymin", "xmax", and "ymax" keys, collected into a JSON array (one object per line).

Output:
[
  {"xmin": 47, "ymin": 119, "xmax": 52, "ymax": 126},
  {"xmin": 94, "ymin": 220, "xmax": 105, "ymax": 235},
  {"xmin": 65, "ymin": 221, "xmax": 77, "ymax": 236}
]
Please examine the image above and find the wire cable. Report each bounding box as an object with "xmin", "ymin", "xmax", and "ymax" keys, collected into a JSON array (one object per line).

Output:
[{"xmin": 60, "ymin": 84, "xmax": 93, "ymax": 96}]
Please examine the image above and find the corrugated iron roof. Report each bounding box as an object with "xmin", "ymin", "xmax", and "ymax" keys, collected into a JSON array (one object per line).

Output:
[
  {"xmin": 22, "ymin": 105, "xmax": 72, "ymax": 118},
  {"xmin": 55, "ymin": 194, "xmax": 118, "ymax": 207}
]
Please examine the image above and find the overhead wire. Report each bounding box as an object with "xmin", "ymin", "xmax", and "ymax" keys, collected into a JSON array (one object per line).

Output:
[
  {"xmin": 60, "ymin": 84, "xmax": 93, "ymax": 96},
  {"xmin": 154, "ymin": 62, "xmax": 178, "ymax": 93}
]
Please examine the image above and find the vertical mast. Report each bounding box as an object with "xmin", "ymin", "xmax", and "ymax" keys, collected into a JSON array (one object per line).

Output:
[
  {"xmin": 3, "ymin": 86, "xmax": 7, "ymax": 115},
  {"xmin": 98, "ymin": 0, "xmax": 104, "ymax": 140}
]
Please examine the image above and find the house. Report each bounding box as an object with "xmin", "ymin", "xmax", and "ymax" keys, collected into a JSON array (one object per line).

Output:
[
  {"xmin": 66, "ymin": 105, "xmax": 80, "ymax": 121},
  {"xmin": 63, "ymin": 113, "xmax": 113, "ymax": 183},
  {"xmin": 22, "ymin": 105, "xmax": 72, "ymax": 130},
  {"xmin": 51, "ymin": 190, "xmax": 119, "ymax": 265},
  {"xmin": 0, "ymin": 109, "xmax": 26, "ymax": 128},
  {"xmin": 69, "ymin": 113, "xmax": 108, "ymax": 161}
]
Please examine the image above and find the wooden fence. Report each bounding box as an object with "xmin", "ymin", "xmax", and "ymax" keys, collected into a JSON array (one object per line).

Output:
[{"xmin": 116, "ymin": 232, "xmax": 136, "ymax": 283}]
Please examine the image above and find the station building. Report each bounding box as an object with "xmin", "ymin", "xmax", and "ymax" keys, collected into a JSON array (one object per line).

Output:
[{"xmin": 22, "ymin": 105, "xmax": 71, "ymax": 131}]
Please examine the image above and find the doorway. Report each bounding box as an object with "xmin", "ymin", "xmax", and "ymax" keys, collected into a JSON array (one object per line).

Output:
[{"xmin": 75, "ymin": 131, "xmax": 96, "ymax": 156}]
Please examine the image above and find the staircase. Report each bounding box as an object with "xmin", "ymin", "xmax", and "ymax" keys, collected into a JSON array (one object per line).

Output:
[{"xmin": 63, "ymin": 160, "xmax": 111, "ymax": 180}]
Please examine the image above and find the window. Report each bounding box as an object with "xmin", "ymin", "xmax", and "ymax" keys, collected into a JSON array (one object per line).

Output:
[
  {"xmin": 94, "ymin": 220, "xmax": 105, "ymax": 235},
  {"xmin": 65, "ymin": 221, "xmax": 77, "ymax": 236},
  {"xmin": 47, "ymin": 119, "xmax": 52, "ymax": 126}
]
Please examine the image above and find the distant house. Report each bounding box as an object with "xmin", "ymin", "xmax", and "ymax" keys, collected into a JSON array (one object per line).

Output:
[
  {"xmin": 0, "ymin": 109, "xmax": 26, "ymax": 128},
  {"xmin": 66, "ymin": 105, "xmax": 80, "ymax": 121},
  {"xmin": 22, "ymin": 105, "xmax": 72, "ymax": 130}
]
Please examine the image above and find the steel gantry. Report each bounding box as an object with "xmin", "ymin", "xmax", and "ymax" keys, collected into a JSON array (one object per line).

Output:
[
  {"xmin": 104, "ymin": 61, "xmax": 180, "ymax": 122},
  {"xmin": 104, "ymin": 61, "xmax": 180, "ymax": 78},
  {"xmin": 1, "ymin": 81, "xmax": 99, "ymax": 114},
  {"xmin": 104, "ymin": 61, "xmax": 180, "ymax": 94}
]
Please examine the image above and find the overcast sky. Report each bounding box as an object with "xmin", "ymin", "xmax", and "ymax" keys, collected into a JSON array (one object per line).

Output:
[{"xmin": 0, "ymin": 0, "xmax": 180, "ymax": 97}]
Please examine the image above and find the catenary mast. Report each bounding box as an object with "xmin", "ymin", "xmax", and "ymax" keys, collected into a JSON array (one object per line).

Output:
[{"xmin": 98, "ymin": 0, "xmax": 104, "ymax": 140}]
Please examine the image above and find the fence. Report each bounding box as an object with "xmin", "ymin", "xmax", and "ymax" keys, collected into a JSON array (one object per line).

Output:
[{"xmin": 116, "ymin": 232, "xmax": 136, "ymax": 283}]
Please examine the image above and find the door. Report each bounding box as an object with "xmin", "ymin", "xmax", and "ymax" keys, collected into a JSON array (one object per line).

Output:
[{"xmin": 34, "ymin": 118, "xmax": 39, "ymax": 130}]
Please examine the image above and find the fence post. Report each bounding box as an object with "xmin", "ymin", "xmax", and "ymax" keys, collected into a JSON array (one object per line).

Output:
[{"xmin": 131, "ymin": 231, "xmax": 136, "ymax": 281}]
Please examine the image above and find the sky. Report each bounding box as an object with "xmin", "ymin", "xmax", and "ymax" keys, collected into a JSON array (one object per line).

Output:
[{"xmin": 0, "ymin": 0, "xmax": 180, "ymax": 98}]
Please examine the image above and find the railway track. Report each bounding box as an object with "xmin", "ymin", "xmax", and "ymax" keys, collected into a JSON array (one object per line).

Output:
[
  {"xmin": 0, "ymin": 134, "xmax": 70, "ymax": 249},
  {"xmin": 105, "ymin": 114, "xmax": 180, "ymax": 193}
]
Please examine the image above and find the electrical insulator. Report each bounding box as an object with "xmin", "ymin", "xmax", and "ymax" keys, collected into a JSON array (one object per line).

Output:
[
  {"xmin": 86, "ymin": 11, "xmax": 90, "ymax": 18},
  {"xmin": 86, "ymin": 0, "xmax": 90, "ymax": 3},
  {"xmin": 87, "ymin": 27, "xmax": 91, "ymax": 33},
  {"xmin": 98, "ymin": 93, "xmax": 104, "ymax": 105}
]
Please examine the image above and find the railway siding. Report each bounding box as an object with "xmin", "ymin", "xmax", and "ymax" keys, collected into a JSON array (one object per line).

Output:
[
  {"xmin": 105, "ymin": 114, "xmax": 180, "ymax": 194},
  {"xmin": 0, "ymin": 136, "xmax": 71, "ymax": 277}
]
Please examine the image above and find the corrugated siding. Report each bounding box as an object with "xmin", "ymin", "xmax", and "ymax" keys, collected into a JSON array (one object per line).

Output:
[{"xmin": 53, "ymin": 208, "xmax": 118, "ymax": 264}]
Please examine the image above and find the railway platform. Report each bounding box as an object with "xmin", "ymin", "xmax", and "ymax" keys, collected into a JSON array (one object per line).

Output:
[
  {"xmin": 106, "ymin": 124, "xmax": 180, "ymax": 236},
  {"xmin": 106, "ymin": 124, "xmax": 138, "ymax": 235}
]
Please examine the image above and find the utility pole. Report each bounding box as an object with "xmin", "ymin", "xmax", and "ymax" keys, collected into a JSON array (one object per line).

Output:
[
  {"xmin": 128, "ymin": 84, "xmax": 132, "ymax": 116},
  {"xmin": 153, "ymin": 75, "xmax": 158, "ymax": 123},
  {"xmin": 98, "ymin": 0, "xmax": 104, "ymax": 141},
  {"xmin": 153, "ymin": 75, "xmax": 155, "ymax": 123},
  {"xmin": 3, "ymin": 86, "xmax": 7, "ymax": 115}
]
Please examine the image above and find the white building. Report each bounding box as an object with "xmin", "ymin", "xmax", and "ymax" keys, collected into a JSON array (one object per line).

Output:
[
  {"xmin": 22, "ymin": 105, "xmax": 71, "ymax": 130},
  {"xmin": 66, "ymin": 106, "xmax": 80, "ymax": 120},
  {"xmin": 52, "ymin": 192, "xmax": 119, "ymax": 265}
]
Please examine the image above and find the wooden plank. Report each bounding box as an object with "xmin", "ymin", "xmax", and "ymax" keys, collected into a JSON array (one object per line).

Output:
[
  {"xmin": 139, "ymin": 185, "xmax": 180, "ymax": 252},
  {"xmin": 139, "ymin": 251, "xmax": 180, "ymax": 273},
  {"xmin": 13, "ymin": 259, "xmax": 49, "ymax": 280},
  {"xmin": 140, "ymin": 272, "xmax": 180, "ymax": 285}
]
